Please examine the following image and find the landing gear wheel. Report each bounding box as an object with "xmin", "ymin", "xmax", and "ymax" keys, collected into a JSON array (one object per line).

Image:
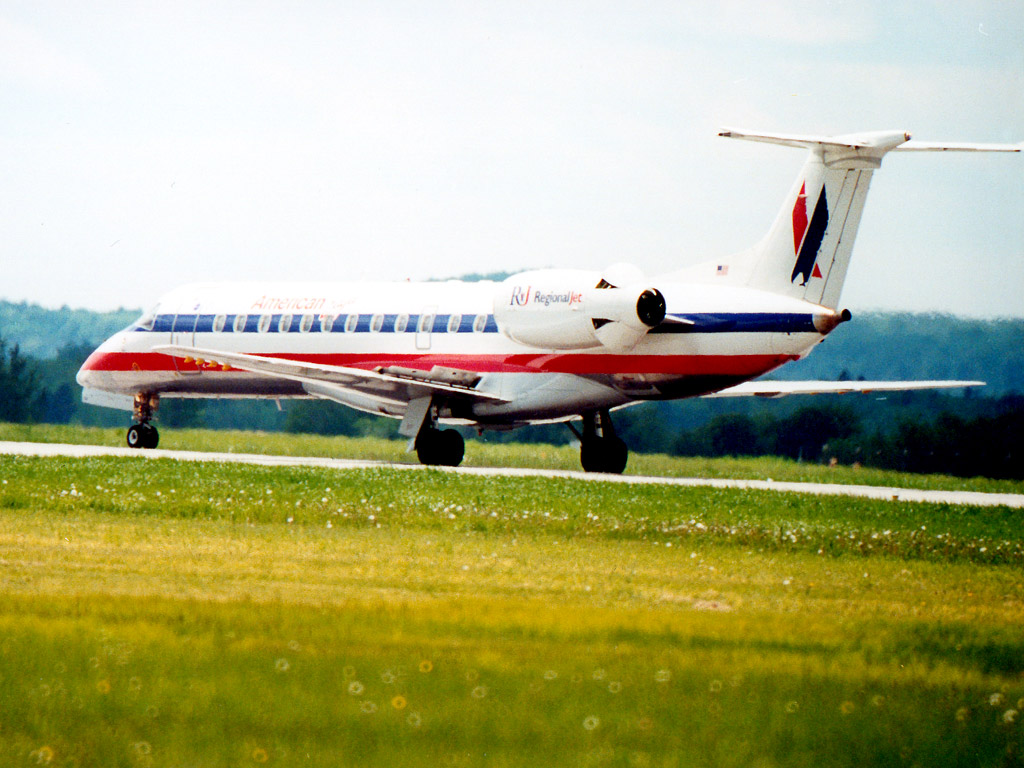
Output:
[
  {"xmin": 127, "ymin": 423, "xmax": 159, "ymax": 449},
  {"xmin": 580, "ymin": 436, "xmax": 628, "ymax": 474},
  {"xmin": 127, "ymin": 424, "xmax": 144, "ymax": 449},
  {"xmin": 141, "ymin": 423, "xmax": 159, "ymax": 449},
  {"xmin": 128, "ymin": 393, "xmax": 160, "ymax": 449},
  {"xmin": 577, "ymin": 409, "xmax": 628, "ymax": 474},
  {"xmin": 415, "ymin": 428, "xmax": 465, "ymax": 467}
]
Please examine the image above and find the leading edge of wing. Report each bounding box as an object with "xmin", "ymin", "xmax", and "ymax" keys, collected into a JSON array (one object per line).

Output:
[
  {"xmin": 152, "ymin": 345, "xmax": 510, "ymax": 403},
  {"xmin": 705, "ymin": 380, "xmax": 986, "ymax": 399}
]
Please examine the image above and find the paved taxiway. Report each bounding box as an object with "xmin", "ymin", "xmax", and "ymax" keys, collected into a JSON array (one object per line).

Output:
[{"xmin": 3, "ymin": 440, "xmax": 1022, "ymax": 508}]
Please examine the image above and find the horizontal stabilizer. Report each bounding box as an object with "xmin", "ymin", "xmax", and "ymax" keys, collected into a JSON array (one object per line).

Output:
[
  {"xmin": 704, "ymin": 380, "xmax": 985, "ymax": 399},
  {"xmin": 719, "ymin": 127, "xmax": 1021, "ymax": 154},
  {"xmin": 895, "ymin": 141, "xmax": 1022, "ymax": 153},
  {"xmin": 718, "ymin": 128, "xmax": 910, "ymax": 152}
]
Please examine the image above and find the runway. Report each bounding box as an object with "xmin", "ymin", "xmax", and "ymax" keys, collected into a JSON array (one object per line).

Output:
[{"xmin": 2, "ymin": 440, "xmax": 1022, "ymax": 509}]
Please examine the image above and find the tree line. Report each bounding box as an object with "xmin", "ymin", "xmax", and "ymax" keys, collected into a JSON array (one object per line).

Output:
[
  {"xmin": 1, "ymin": 332, "xmax": 1021, "ymax": 480},
  {"xmin": 668, "ymin": 399, "xmax": 1023, "ymax": 480}
]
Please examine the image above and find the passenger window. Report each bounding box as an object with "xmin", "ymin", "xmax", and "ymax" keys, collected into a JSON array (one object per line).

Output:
[
  {"xmin": 473, "ymin": 314, "xmax": 487, "ymax": 333},
  {"xmin": 278, "ymin": 314, "xmax": 292, "ymax": 333},
  {"xmin": 258, "ymin": 315, "xmax": 271, "ymax": 333},
  {"xmin": 395, "ymin": 314, "xmax": 409, "ymax": 333},
  {"xmin": 447, "ymin": 314, "xmax": 462, "ymax": 333},
  {"xmin": 370, "ymin": 314, "xmax": 384, "ymax": 333},
  {"xmin": 212, "ymin": 315, "xmax": 226, "ymax": 333},
  {"xmin": 319, "ymin": 314, "xmax": 335, "ymax": 332},
  {"xmin": 418, "ymin": 314, "xmax": 434, "ymax": 333},
  {"xmin": 300, "ymin": 314, "xmax": 314, "ymax": 333},
  {"xmin": 233, "ymin": 314, "xmax": 248, "ymax": 333},
  {"xmin": 344, "ymin": 314, "xmax": 358, "ymax": 333}
]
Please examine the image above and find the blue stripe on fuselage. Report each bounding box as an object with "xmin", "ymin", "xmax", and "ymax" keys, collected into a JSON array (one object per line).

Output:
[
  {"xmin": 135, "ymin": 312, "xmax": 817, "ymax": 335},
  {"xmin": 648, "ymin": 312, "xmax": 817, "ymax": 334},
  {"xmin": 136, "ymin": 313, "xmax": 501, "ymax": 334}
]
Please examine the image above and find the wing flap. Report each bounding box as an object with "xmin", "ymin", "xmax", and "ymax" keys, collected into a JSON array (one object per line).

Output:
[
  {"xmin": 705, "ymin": 380, "xmax": 985, "ymax": 399},
  {"xmin": 152, "ymin": 345, "xmax": 509, "ymax": 403}
]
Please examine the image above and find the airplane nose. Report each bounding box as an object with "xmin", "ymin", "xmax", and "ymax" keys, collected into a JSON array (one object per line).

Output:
[
  {"xmin": 76, "ymin": 332, "xmax": 128, "ymax": 390},
  {"xmin": 76, "ymin": 348, "xmax": 109, "ymax": 388}
]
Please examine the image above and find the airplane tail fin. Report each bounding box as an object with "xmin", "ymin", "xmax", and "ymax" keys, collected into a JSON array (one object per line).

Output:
[{"xmin": 714, "ymin": 129, "xmax": 1021, "ymax": 309}]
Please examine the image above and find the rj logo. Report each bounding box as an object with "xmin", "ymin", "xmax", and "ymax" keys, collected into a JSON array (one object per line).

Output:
[{"xmin": 510, "ymin": 285, "xmax": 531, "ymax": 306}]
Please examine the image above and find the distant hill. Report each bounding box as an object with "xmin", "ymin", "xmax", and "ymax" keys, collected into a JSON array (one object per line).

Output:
[
  {"xmin": 0, "ymin": 301, "xmax": 139, "ymax": 359},
  {"xmin": 1, "ymin": 300, "xmax": 1021, "ymax": 396},
  {"xmin": 777, "ymin": 312, "xmax": 1024, "ymax": 397}
]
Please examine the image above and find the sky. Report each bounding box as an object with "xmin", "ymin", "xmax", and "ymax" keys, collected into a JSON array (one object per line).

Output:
[{"xmin": 2, "ymin": 1, "xmax": 1022, "ymax": 317}]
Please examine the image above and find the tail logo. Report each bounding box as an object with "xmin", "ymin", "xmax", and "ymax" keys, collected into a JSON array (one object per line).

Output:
[{"xmin": 791, "ymin": 182, "xmax": 828, "ymax": 285}]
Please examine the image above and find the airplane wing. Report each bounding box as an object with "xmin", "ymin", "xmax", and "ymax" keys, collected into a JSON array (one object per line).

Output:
[
  {"xmin": 152, "ymin": 345, "xmax": 509, "ymax": 406},
  {"xmin": 705, "ymin": 380, "xmax": 985, "ymax": 399}
]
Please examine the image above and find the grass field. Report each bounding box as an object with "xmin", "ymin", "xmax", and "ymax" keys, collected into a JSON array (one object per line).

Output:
[{"xmin": 0, "ymin": 429, "xmax": 1022, "ymax": 766}]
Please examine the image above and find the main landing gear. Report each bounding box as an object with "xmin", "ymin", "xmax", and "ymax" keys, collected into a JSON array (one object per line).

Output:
[
  {"xmin": 403, "ymin": 396, "xmax": 466, "ymax": 467},
  {"xmin": 415, "ymin": 425, "xmax": 465, "ymax": 467},
  {"xmin": 127, "ymin": 392, "xmax": 160, "ymax": 449},
  {"xmin": 571, "ymin": 410, "xmax": 628, "ymax": 474}
]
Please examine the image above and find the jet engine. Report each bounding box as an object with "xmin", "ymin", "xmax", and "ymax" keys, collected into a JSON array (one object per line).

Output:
[{"xmin": 493, "ymin": 265, "xmax": 666, "ymax": 352}]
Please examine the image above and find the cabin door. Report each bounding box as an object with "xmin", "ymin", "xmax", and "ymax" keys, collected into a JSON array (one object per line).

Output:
[
  {"xmin": 171, "ymin": 298, "xmax": 202, "ymax": 374},
  {"xmin": 416, "ymin": 306, "xmax": 436, "ymax": 351}
]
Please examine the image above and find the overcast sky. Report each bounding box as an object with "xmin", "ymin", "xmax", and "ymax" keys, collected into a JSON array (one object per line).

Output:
[{"xmin": 2, "ymin": 1, "xmax": 1022, "ymax": 316}]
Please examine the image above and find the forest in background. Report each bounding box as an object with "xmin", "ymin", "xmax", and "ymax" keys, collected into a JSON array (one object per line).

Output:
[{"xmin": 1, "ymin": 299, "xmax": 1021, "ymax": 478}]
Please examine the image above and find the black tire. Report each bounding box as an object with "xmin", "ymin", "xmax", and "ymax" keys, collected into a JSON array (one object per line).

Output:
[
  {"xmin": 415, "ymin": 429, "xmax": 441, "ymax": 465},
  {"xmin": 127, "ymin": 423, "xmax": 159, "ymax": 449},
  {"xmin": 580, "ymin": 437, "xmax": 628, "ymax": 474},
  {"xmin": 438, "ymin": 429, "xmax": 464, "ymax": 467},
  {"xmin": 126, "ymin": 424, "xmax": 144, "ymax": 449},
  {"xmin": 415, "ymin": 428, "xmax": 465, "ymax": 467},
  {"xmin": 603, "ymin": 436, "xmax": 628, "ymax": 474}
]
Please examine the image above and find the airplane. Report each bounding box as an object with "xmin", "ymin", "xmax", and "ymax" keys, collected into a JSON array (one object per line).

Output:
[{"xmin": 77, "ymin": 128, "xmax": 1020, "ymax": 473}]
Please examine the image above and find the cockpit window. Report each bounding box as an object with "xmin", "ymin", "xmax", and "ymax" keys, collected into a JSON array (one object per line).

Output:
[{"xmin": 136, "ymin": 309, "xmax": 157, "ymax": 331}]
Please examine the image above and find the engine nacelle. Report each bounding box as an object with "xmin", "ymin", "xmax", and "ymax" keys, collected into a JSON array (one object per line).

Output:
[{"xmin": 493, "ymin": 269, "xmax": 666, "ymax": 352}]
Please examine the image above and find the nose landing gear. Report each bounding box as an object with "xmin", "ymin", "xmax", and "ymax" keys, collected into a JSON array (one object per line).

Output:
[{"xmin": 127, "ymin": 393, "xmax": 160, "ymax": 449}]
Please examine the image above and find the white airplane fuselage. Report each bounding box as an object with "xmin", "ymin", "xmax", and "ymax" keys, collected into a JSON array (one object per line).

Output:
[{"xmin": 78, "ymin": 278, "xmax": 833, "ymax": 425}]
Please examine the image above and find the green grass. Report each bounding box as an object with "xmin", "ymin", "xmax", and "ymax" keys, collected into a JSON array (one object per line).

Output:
[
  {"xmin": 2, "ymin": 421, "xmax": 1023, "ymax": 494},
  {"xmin": 0, "ymin": 451, "xmax": 1022, "ymax": 766}
]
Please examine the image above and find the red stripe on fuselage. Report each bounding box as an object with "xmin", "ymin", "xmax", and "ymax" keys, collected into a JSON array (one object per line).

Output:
[{"xmin": 80, "ymin": 350, "xmax": 797, "ymax": 377}]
